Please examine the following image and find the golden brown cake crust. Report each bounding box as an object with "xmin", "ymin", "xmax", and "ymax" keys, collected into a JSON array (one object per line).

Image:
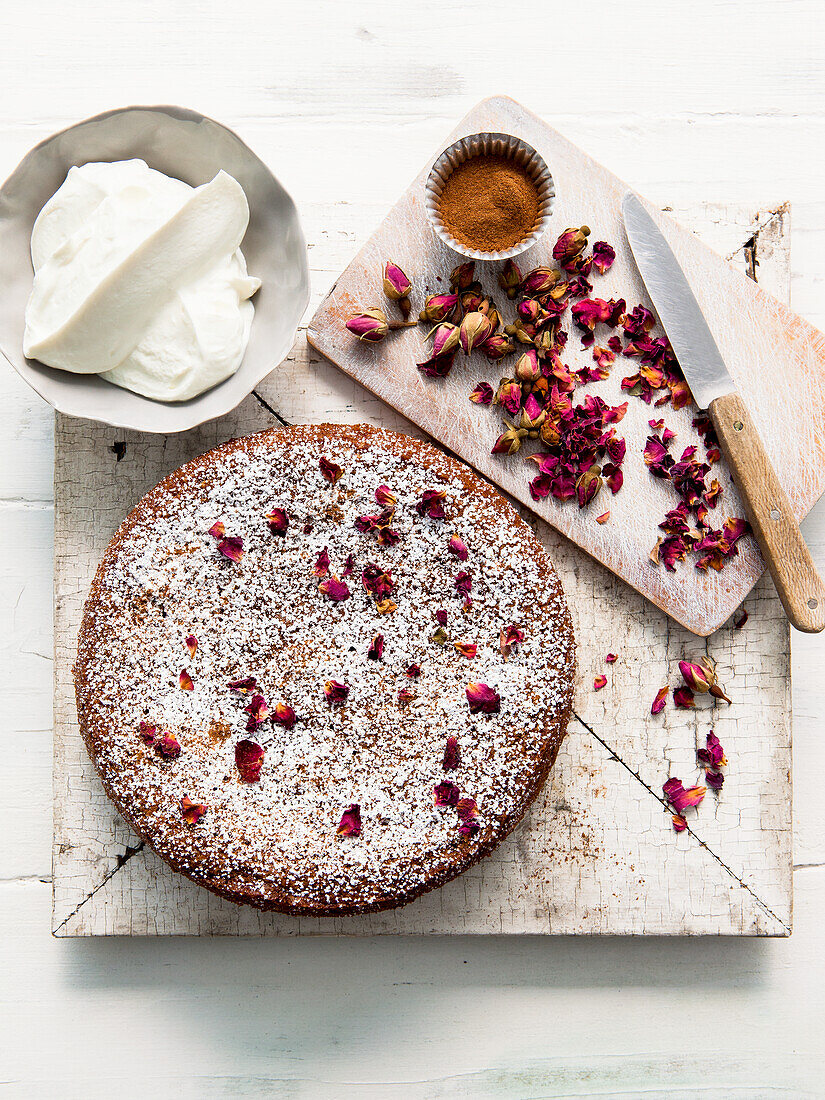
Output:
[{"xmin": 75, "ymin": 424, "xmax": 575, "ymax": 915}]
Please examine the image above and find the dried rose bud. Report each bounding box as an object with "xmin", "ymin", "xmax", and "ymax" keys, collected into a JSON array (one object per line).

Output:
[
  {"xmin": 485, "ymin": 303, "xmax": 503, "ymax": 332},
  {"xmin": 513, "ymin": 349, "xmax": 539, "ymax": 384},
  {"xmin": 519, "ymin": 394, "xmax": 547, "ymax": 433},
  {"xmin": 521, "ymin": 267, "xmax": 560, "ymax": 298},
  {"xmin": 575, "ymin": 465, "xmax": 603, "ymax": 508},
  {"xmin": 449, "ymin": 261, "xmax": 476, "ymax": 290},
  {"xmin": 494, "ymin": 378, "xmax": 522, "ymax": 416},
  {"xmin": 419, "ymin": 293, "xmax": 458, "ymax": 324},
  {"xmin": 679, "ymin": 657, "xmax": 731, "ymax": 703},
  {"xmin": 498, "ymin": 259, "xmax": 523, "ymax": 298},
  {"xmin": 459, "ymin": 312, "xmax": 494, "ymax": 355},
  {"xmin": 491, "ymin": 422, "xmax": 528, "ymax": 456},
  {"xmin": 383, "ymin": 261, "xmax": 412, "ymax": 318},
  {"xmin": 417, "ymin": 350, "xmax": 457, "ymax": 378},
  {"xmin": 346, "ymin": 307, "xmax": 389, "ymax": 342},
  {"xmin": 459, "ymin": 288, "xmax": 484, "ymax": 314},
  {"xmin": 428, "ymin": 321, "xmax": 460, "ymax": 358},
  {"xmin": 552, "ymin": 225, "xmax": 591, "ymax": 269},
  {"xmin": 481, "ymin": 334, "xmax": 514, "ymax": 361}
]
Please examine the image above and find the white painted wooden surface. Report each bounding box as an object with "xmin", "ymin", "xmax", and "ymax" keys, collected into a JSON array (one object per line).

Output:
[
  {"xmin": 2, "ymin": 0, "xmax": 825, "ymax": 1093},
  {"xmin": 52, "ymin": 200, "xmax": 792, "ymax": 938}
]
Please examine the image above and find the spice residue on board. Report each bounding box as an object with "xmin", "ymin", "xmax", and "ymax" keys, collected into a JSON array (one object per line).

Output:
[{"xmin": 437, "ymin": 154, "xmax": 541, "ymax": 253}]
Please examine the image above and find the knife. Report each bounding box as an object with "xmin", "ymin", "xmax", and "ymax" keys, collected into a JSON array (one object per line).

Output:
[{"xmin": 622, "ymin": 192, "xmax": 825, "ymax": 633}]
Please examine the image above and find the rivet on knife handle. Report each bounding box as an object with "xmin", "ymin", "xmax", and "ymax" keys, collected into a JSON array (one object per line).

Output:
[{"xmin": 709, "ymin": 392, "xmax": 825, "ymax": 633}]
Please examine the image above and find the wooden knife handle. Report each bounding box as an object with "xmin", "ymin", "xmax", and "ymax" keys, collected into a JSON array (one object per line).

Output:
[{"xmin": 709, "ymin": 391, "xmax": 825, "ymax": 633}]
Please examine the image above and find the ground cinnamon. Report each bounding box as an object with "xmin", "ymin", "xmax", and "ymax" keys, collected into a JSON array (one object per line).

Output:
[{"xmin": 437, "ymin": 154, "xmax": 541, "ymax": 252}]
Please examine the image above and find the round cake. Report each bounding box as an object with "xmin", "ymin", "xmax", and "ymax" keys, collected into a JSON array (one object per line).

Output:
[{"xmin": 75, "ymin": 424, "xmax": 575, "ymax": 914}]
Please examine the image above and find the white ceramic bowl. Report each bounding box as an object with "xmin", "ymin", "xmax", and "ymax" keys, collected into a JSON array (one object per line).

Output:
[
  {"xmin": 424, "ymin": 132, "xmax": 555, "ymax": 262},
  {"xmin": 0, "ymin": 105, "xmax": 310, "ymax": 434}
]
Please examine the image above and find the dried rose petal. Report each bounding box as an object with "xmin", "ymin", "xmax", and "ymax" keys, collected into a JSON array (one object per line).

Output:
[
  {"xmin": 341, "ymin": 552, "xmax": 356, "ymax": 578},
  {"xmin": 443, "ymin": 736, "xmax": 461, "ymax": 771},
  {"xmin": 453, "ymin": 572, "xmax": 471, "ymax": 599},
  {"xmin": 324, "ymin": 680, "xmax": 349, "ymax": 705},
  {"xmin": 454, "ymin": 642, "xmax": 477, "ymax": 659},
  {"xmin": 367, "ymin": 633, "xmax": 385, "ymax": 660},
  {"xmin": 185, "ymin": 634, "xmax": 198, "ymax": 659},
  {"xmin": 672, "ymin": 814, "xmax": 688, "ymax": 833},
  {"xmin": 208, "ymin": 520, "xmax": 226, "ymax": 539},
  {"xmin": 456, "ymin": 796, "xmax": 478, "ymax": 822},
  {"xmin": 458, "ymin": 818, "xmax": 480, "ymax": 838},
  {"xmin": 605, "ymin": 653, "xmax": 617, "ymax": 663},
  {"xmin": 596, "ymin": 511, "xmax": 610, "ymax": 524},
  {"xmin": 319, "ymin": 457, "xmax": 343, "ymax": 484},
  {"xmin": 272, "ymin": 702, "xmax": 297, "ymax": 730},
  {"xmin": 217, "ymin": 535, "xmax": 244, "ymax": 563},
  {"xmin": 402, "ymin": 665, "xmax": 420, "ymax": 683},
  {"xmin": 313, "ymin": 548, "xmax": 330, "ymax": 580},
  {"xmin": 734, "ymin": 608, "xmax": 748, "ymax": 630},
  {"xmin": 180, "ymin": 795, "xmax": 207, "ymax": 825},
  {"xmin": 469, "ymin": 381, "xmax": 494, "ymax": 406},
  {"xmin": 235, "ymin": 739, "xmax": 265, "ymax": 782},
  {"xmin": 593, "ymin": 675, "xmax": 607, "ymax": 691},
  {"xmin": 466, "ymin": 682, "xmax": 500, "ymax": 714},
  {"xmin": 244, "ymin": 694, "xmax": 270, "ymax": 728},
  {"xmin": 448, "ymin": 534, "xmax": 469, "ymax": 562},
  {"xmin": 318, "ymin": 575, "xmax": 351, "ymax": 602},
  {"xmin": 706, "ymin": 770, "xmax": 725, "ymax": 790},
  {"xmin": 397, "ymin": 687, "xmax": 416, "ymax": 708},
  {"xmin": 138, "ymin": 721, "xmax": 157, "ymax": 746},
  {"xmin": 591, "ymin": 241, "xmax": 616, "ymax": 275},
  {"xmin": 673, "ymin": 685, "xmax": 695, "ymax": 709},
  {"xmin": 436, "ymin": 609, "xmax": 448, "ymax": 626},
  {"xmin": 157, "ymin": 732, "xmax": 181, "ymax": 759},
  {"xmin": 433, "ymin": 780, "xmax": 460, "ymax": 807},
  {"xmin": 361, "ymin": 564, "xmax": 395, "ymax": 598},
  {"xmin": 499, "ymin": 624, "xmax": 524, "ymax": 658},
  {"xmin": 417, "ymin": 350, "xmax": 457, "ymax": 378},
  {"xmin": 663, "ymin": 776, "xmax": 706, "ymax": 814},
  {"xmin": 698, "ymin": 730, "xmax": 727, "ymax": 770},
  {"xmin": 266, "ymin": 507, "xmax": 289, "ymax": 536},
  {"xmin": 228, "ymin": 676, "xmax": 257, "ymax": 694},
  {"xmin": 415, "ymin": 489, "xmax": 447, "ymax": 519},
  {"xmin": 375, "ymin": 597, "xmax": 398, "ymax": 615},
  {"xmin": 336, "ymin": 804, "xmax": 362, "ymax": 837},
  {"xmin": 179, "ymin": 669, "xmax": 194, "ymax": 691},
  {"xmin": 651, "ymin": 686, "xmax": 669, "ymax": 714},
  {"xmin": 375, "ymin": 484, "xmax": 396, "ymax": 508}
]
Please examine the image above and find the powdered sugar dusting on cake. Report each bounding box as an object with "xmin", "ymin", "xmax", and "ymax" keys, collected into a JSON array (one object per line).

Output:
[{"xmin": 75, "ymin": 425, "xmax": 575, "ymax": 913}]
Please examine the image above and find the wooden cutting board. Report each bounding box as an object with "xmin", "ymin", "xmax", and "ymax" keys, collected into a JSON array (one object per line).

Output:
[
  {"xmin": 52, "ymin": 197, "xmax": 792, "ymax": 936},
  {"xmin": 307, "ymin": 96, "xmax": 825, "ymax": 636}
]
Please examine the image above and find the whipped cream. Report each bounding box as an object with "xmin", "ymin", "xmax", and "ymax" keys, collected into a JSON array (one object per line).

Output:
[{"xmin": 24, "ymin": 160, "xmax": 261, "ymax": 402}]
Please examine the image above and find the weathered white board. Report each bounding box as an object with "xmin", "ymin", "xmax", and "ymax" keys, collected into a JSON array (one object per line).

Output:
[
  {"xmin": 308, "ymin": 97, "xmax": 825, "ymax": 637},
  {"xmin": 52, "ymin": 199, "xmax": 792, "ymax": 937}
]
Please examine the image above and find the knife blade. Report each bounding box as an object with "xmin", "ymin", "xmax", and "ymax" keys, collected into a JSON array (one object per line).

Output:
[{"xmin": 622, "ymin": 191, "xmax": 825, "ymax": 633}]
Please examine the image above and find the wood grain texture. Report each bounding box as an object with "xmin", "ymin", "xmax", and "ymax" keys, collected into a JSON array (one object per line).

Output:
[
  {"xmin": 307, "ymin": 97, "xmax": 825, "ymax": 637},
  {"xmin": 710, "ymin": 390, "xmax": 825, "ymax": 633},
  {"xmin": 52, "ymin": 203, "xmax": 792, "ymax": 938}
]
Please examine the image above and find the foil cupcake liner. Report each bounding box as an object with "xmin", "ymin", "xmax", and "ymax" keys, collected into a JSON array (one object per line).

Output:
[{"xmin": 424, "ymin": 132, "xmax": 555, "ymax": 262}]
